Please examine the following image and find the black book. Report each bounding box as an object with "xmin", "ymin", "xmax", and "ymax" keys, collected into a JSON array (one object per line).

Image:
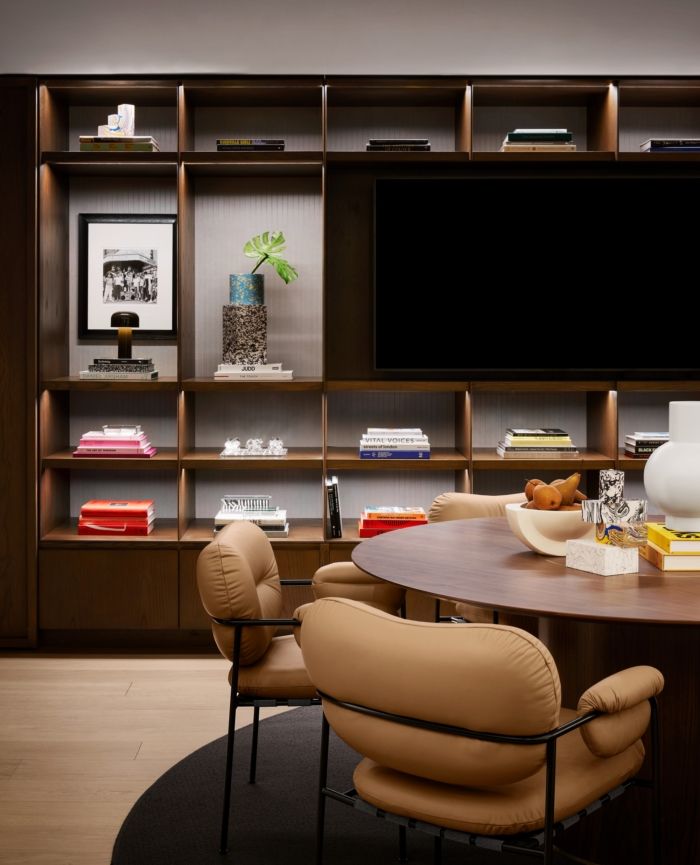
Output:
[
  {"xmin": 216, "ymin": 144, "xmax": 285, "ymax": 151},
  {"xmin": 368, "ymin": 138, "xmax": 430, "ymax": 145},
  {"xmin": 93, "ymin": 357, "xmax": 153, "ymax": 365},
  {"xmin": 366, "ymin": 144, "xmax": 431, "ymax": 152}
]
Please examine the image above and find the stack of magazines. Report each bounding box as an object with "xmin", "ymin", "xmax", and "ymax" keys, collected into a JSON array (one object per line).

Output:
[
  {"xmin": 79, "ymin": 357, "xmax": 158, "ymax": 380},
  {"xmin": 72, "ymin": 424, "xmax": 157, "ymax": 458}
]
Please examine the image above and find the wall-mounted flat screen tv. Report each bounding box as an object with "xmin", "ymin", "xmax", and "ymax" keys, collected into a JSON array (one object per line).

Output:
[{"xmin": 374, "ymin": 177, "xmax": 698, "ymax": 378}]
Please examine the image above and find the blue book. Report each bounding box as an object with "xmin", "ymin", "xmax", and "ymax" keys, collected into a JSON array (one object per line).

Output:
[{"xmin": 359, "ymin": 450, "xmax": 431, "ymax": 459}]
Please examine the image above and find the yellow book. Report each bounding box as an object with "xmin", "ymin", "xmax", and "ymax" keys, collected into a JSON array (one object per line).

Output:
[
  {"xmin": 640, "ymin": 540, "xmax": 700, "ymax": 571},
  {"xmin": 646, "ymin": 522, "xmax": 700, "ymax": 553}
]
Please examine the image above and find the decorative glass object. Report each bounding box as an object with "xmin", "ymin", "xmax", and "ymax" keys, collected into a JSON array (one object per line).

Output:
[
  {"xmin": 644, "ymin": 401, "xmax": 700, "ymax": 531},
  {"xmin": 220, "ymin": 436, "xmax": 288, "ymax": 457}
]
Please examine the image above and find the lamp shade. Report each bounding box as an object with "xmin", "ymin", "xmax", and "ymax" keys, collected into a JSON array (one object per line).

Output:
[
  {"xmin": 644, "ymin": 401, "xmax": 700, "ymax": 531},
  {"xmin": 111, "ymin": 311, "xmax": 139, "ymax": 328}
]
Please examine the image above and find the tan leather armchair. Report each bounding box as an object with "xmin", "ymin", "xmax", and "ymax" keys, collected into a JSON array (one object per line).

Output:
[
  {"xmin": 312, "ymin": 491, "xmax": 525, "ymax": 623},
  {"xmin": 301, "ymin": 598, "xmax": 663, "ymax": 865},
  {"xmin": 196, "ymin": 520, "xmax": 319, "ymax": 853}
]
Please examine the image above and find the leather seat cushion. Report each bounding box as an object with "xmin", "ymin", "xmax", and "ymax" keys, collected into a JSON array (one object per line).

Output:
[
  {"xmin": 235, "ymin": 634, "xmax": 316, "ymax": 699},
  {"xmin": 353, "ymin": 708, "xmax": 644, "ymax": 836}
]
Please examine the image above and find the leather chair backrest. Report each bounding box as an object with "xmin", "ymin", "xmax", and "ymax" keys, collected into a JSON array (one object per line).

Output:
[
  {"xmin": 302, "ymin": 598, "xmax": 561, "ymax": 787},
  {"xmin": 197, "ymin": 521, "xmax": 282, "ymax": 665},
  {"xmin": 429, "ymin": 491, "xmax": 527, "ymax": 523}
]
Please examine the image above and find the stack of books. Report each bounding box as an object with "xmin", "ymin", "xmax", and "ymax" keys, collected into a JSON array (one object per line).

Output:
[
  {"xmin": 216, "ymin": 138, "xmax": 285, "ymax": 151},
  {"xmin": 366, "ymin": 138, "xmax": 430, "ymax": 152},
  {"xmin": 214, "ymin": 362, "xmax": 293, "ymax": 381},
  {"xmin": 214, "ymin": 494, "xmax": 289, "ymax": 537},
  {"xmin": 640, "ymin": 138, "xmax": 700, "ymax": 153},
  {"xmin": 359, "ymin": 428, "xmax": 431, "ymax": 460},
  {"xmin": 78, "ymin": 499, "xmax": 155, "ymax": 536},
  {"xmin": 79, "ymin": 135, "xmax": 160, "ymax": 152},
  {"xmin": 325, "ymin": 476, "xmax": 342, "ymax": 538},
  {"xmin": 72, "ymin": 424, "xmax": 157, "ymax": 458},
  {"xmin": 624, "ymin": 431, "xmax": 669, "ymax": 459},
  {"xmin": 496, "ymin": 428, "xmax": 579, "ymax": 459},
  {"xmin": 640, "ymin": 523, "xmax": 700, "ymax": 571},
  {"xmin": 500, "ymin": 129, "xmax": 576, "ymax": 153},
  {"xmin": 358, "ymin": 506, "xmax": 428, "ymax": 538},
  {"xmin": 79, "ymin": 357, "xmax": 158, "ymax": 380}
]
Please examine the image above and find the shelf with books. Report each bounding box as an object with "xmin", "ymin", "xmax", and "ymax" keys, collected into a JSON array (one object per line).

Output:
[
  {"xmin": 181, "ymin": 79, "xmax": 324, "ymax": 153},
  {"xmin": 471, "ymin": 447, "xmax": 615, "ymax": 471},
  {"xmin": 618, "ymin": 79, "xmax": 700, "ymax": 155},
  {"xmin": 471, "ymin": 80, "xmax": 617, "ymax": 155},
  {"xmin": 179, "ymin": 517, "xmax": 325, "ymax": 547},
  {"xmin": 41, "ymin": 151, "xmax": 179, "ymax": 176},
  {"xmin": 40, "ymin": 518, "xmax": 180, "ymax": 547},
  {"xmin": 181, "ymin": 377, "xmax": 323, "ymax": 392},
  {"xmin": 42, "ymin": 376, "xmax": 180, "ymax": 391},
  {"xmin": 42, "ymin": 448, "xmax": 179, "ymax": 470},
  {"xmin": 326, "ymin": 77, "xmax": 470, "ymax": 154}
]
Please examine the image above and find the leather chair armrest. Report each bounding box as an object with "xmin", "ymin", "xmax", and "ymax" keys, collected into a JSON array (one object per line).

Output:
[
  {"xmin": 577, "ymin": 665, "xmax": 664, "ymax": 757},
  {"xmin": 312, "ymin": 562, "xmax": 405, "ymax": 614},
  {"xmin": 292, "ymin": 602, "xmax": 314, "ymax": 647},
  {"xmin": 428, "ymin": 492, "xmax": 526, "ymax": 523}
]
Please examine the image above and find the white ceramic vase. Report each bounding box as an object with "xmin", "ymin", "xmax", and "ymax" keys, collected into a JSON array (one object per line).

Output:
[{"xmin": 644, "ymin": 401, "xmax": 700, "ymax": 531}]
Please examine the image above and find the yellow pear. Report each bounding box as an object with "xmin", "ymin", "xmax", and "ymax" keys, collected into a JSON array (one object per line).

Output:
[{"xmin": 551, "ymin": 472, "xmax": 581, "ymax": 507}]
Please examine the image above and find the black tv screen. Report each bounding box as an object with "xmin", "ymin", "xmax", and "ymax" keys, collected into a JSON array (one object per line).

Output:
[{"xmin": 374, "ymin": 177, "xmax": 698, "ymax": 377}]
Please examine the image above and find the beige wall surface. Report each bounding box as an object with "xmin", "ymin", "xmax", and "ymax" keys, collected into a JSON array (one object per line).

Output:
[{"xmin": 1, "ymin": 0, "xmax": 699, "ymax": 75}]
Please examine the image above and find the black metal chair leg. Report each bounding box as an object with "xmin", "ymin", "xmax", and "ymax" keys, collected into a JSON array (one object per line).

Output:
[
  {"xmin": 220, "ymin": 626, "xmax": 242, "ymax": 855},
  {"xmin": 543, "ymin": 739, "xmax": 556, "ymax": 865},
  {"xmin": 434, "ymin": 599, "xmax": 441, "ymax": 623},
  {"xmin": 316, "ymin": 714, "xmax": 330, "ymax": 865},
  {"xmin": 249, "ymin": 705, "xmax": 260, "ymax": 783},
  {"xmin": 650, "ymin": 697, "xmax": 662, "ymax": 865},
  {"xmin": 433, "ymin": 835, "xmax": 442, "ymax": 864},
  {"xmin": 398, "ymin": 825, "xmax": 408, "ymax": 862},
  {"xmin": 220, "ymin": 676, "xmax": 238, "ymax": 853},
  {"xmin": 492, "ymin": 609, "xmax": 499, "ymax": 624}
]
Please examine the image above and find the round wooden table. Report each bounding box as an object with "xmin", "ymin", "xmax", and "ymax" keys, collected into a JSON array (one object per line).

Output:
[{"xmin": 352, "ymin": 517, "xmax": 700, "ymax": 865}]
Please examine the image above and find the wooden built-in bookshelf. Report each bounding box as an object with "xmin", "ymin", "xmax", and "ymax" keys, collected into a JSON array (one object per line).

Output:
[{"xmin": 4, "ymin": 73, "xmax": 700, "ymax": 646}]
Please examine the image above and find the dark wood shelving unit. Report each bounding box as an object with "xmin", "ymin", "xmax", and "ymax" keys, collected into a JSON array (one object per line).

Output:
[
  {"xmin": 10, "ymin": 72, "xmax": 694, "ymax": 650},
  {"xmin": 42, "ymin": 448, "xmax": 179, "ymax": 470},
  {"xmin": 181, "ymin": 448, "xmax": 323, "ymax": 469}
]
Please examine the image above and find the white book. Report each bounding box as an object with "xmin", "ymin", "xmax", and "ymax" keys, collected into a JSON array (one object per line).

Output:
[
  {"xmin": 213, "ymin": 370, "xmax": 293, "ymax": 380},
  {"xmin": 79, "ymin": 370, "xmax": 159, "ymax": 380},
  {"xmin": 500, "ymin": 143, "xmax": 577, "ymax": 152},
  {"xmin": 512, "ymin": 128, "xmax": 569, "ymax": 133},
  {"xmin": 359, "ymin": 441, "xmax": 431, "ymax": 450},
  {"xmin": 365, "ymin": 427, "xmax": 423, "ymax": 435},
  {"xmin": 632, "ymin": 432, "xmax": 669, "ymax": 438},
  {"xmin": 216, "ymin": 362, "xmax": 284, "ymax": 373}
]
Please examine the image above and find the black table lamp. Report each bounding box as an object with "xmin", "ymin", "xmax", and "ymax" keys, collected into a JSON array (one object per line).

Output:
[{"xmin": 110, "ymin": 311, "xmax": 139, "ymax": 359}]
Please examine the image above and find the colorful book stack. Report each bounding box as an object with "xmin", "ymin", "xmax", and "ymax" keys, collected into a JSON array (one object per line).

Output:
[
  {"xmin": 640, "ymin": 138, "xmax": 700, "ymax": 153},
  {"xmin": 214, "ymin": 494, "xmax": 289, "ymax": 537},
  {"xmin": 358, "ymin": 506, "xmax": 428, "ymax": 538},
  {"xmin": 325, "ymin": 476, "xmax": 342, "ymax": 538},
  {"xmin": 640, "ymin": 523, "xmax": 700, "ymax": 571},
  {"xmin": 78, "ymin": 499, "xmax": 155, "ymax": 536},
  {"xmin": 216, "ymin": 138, "xmax": 285, "ymax": 151},
  {"xmin": 500, "ymin": 129, "xmax": 576, "ymax": 153},
  {"xmin": 496, "ymin": 428, "xmax": 579, "ymax": 459},
  {"xmin": 79, "ymin": 357, "xmax": 158, "ymax": 380},
  {"xmin": 624, "ymin": 431, "xmax": 669, "ymax": 458},
  {"xmin": 79, "ymin": 135, "xmax": 160, "ymax": 152},
  {"xmin": 72, "ymin": 424, "xmax": 157, "ymax": 458},
  {"xmin": 359, "ymin": 428, "xmax": 431, "ymax": 460},
  {"xmin": 366, "ymin": 138, "xmax": 431, "ymax": 151}
]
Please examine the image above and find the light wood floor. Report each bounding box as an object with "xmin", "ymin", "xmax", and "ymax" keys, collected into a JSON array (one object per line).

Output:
[{"xmin": 0, "ymin": 654, "xmax": 290, "ymax": 865}]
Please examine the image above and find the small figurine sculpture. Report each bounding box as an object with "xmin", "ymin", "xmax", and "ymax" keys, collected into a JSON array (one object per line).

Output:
[{"xmin": 220, "ymin": 436, "xmax": 288, "ymax": 457}]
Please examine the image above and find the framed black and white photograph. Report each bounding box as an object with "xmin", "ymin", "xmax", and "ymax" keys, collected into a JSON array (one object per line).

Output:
[{"xmin": 78, "ymin": 214, "xmax": 177, "ymax": 339}]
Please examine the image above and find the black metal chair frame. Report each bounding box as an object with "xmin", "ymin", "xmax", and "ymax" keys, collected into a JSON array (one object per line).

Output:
[
  {"xmin": 212, "ymin": 579, "xmax": 321, "ymax": 854},
  {"xmin": 315, "ymin": 691, "xmax": 661, "ymax": 865}
]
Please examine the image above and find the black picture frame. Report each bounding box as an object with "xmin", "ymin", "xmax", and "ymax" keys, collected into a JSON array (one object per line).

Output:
[{"xmin": 78, "ymin": 213, "xmax": 177, "ymax": 340}]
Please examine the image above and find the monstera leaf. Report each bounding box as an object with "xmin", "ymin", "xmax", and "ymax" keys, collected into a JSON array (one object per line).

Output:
[{"xmin": 243, "ymin": 231, "xmax": 299, "ymax": 284}]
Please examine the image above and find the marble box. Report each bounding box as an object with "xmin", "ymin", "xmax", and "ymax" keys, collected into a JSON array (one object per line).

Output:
[{"xmin": 565, "ymin": 538, "xmax": 639, "ymax": 576}]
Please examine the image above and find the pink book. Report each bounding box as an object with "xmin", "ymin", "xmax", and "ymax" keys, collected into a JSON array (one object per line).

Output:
[
  {"xmin": 73, "ymin": 446, "xmax": 157, "ymax": 457},
  {"xmin": 78, "ymin": 435, "xmax": 148, "ymax": 447}
]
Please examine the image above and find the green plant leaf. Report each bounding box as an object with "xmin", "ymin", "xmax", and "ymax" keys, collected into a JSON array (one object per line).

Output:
[{"xmin": 243, "ymin": 231, "xmax": 298, "ymax": 283}]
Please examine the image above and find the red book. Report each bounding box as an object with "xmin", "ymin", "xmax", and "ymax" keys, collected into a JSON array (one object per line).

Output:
[
  {"xmin": 78, "ymin": 521, "xmax": 154, "ymax": 536},
  {"xmin": 79, "ymin": 499, "xmax": 155, "ymax": 518},
  {"xmin": 359, "ymin": 518, "xmax": 428, "ymax": 530},
  {"xmin": 358, "ymin": 521, "xmax": 427, "ymax": 538}
]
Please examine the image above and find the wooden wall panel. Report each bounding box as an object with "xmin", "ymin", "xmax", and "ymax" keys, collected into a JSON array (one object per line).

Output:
[
  {"xmin": 39, "ymin": 549, "xmax": 178, "ymax": 629},
  {"xmin": 0, "ymin": 79, "xmax": 36, "ymax": 644}
]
